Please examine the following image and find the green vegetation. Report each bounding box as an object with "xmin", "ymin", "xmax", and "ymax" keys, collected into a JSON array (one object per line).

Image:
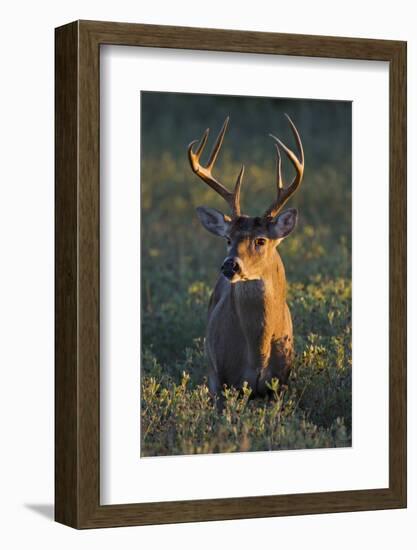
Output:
[{"xmin": 141, "ymin": 92, "xmax": 352, "ymax": 456}]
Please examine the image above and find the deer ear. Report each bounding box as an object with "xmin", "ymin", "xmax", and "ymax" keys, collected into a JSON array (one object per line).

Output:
[
  {"xmin": 196, "ymin": 206, "xmax": 231, "ymax": 237},
  {"xmin": 267, "ymin": 208, "xmax": 298, "ymax": 240}
]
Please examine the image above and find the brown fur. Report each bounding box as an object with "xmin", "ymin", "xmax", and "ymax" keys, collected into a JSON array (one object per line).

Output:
[
  {"xmin": 189, "ymin": 116, "xmax": 304, "ymax": 401},
  {"xmin": 202, "ymin": 215, "xmax": 295, "ymax": 398}
]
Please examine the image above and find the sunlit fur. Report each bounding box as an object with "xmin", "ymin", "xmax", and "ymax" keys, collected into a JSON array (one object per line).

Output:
[
  {"xmin": 190, "ymin": 116, "xmax": 303, "ymax": 404},
  {"xmin": 198, "ymin": 211, "xmax": 297, "ymax": 400}
]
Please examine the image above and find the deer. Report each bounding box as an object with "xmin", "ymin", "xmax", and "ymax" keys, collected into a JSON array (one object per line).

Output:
[{"xmin": 188, "ymin": 115, "xmax": 304, "ymax": 403}]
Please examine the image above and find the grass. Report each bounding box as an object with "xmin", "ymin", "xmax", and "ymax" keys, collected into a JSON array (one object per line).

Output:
[{"xmin": 140, "ymin": 92, "xmax": 352, "ymax": 456}]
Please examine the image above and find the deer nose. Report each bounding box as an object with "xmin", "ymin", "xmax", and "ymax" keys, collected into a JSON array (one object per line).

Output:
[{"xmin": 221, "ymin": 257, "xmax": 241, "ymax": 279}]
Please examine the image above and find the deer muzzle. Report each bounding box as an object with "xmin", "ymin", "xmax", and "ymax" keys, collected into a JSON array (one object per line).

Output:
[{"xmin": 221, "ymin": 256, "xmax": 243, "ymax": 280}]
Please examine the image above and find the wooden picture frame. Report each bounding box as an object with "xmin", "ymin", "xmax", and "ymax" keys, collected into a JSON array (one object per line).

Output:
[{"xmin": 55, "ymin": 20, "xmax": 407, "ymax": 528}]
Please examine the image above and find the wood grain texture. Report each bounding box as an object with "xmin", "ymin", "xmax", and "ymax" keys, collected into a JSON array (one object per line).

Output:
[
  {"xmin": 388, "ymin": 42, "xmax": 407, "ymax": 503},
  {"xmin": 55, "ymin": 21, "xmax": 79, "ymax": 527},
  {"xmin": 55, "ymin": 20, "xmax": 407, "ymax": 529}
]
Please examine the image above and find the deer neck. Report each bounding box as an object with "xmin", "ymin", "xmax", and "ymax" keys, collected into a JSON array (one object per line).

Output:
[
  {"xmin": 230, "ymin": 253, "xmax": 286, "ymax": 367},
  {"xmin": 231, "ymin": 252, "xmax": 285, "ymax": 306}
]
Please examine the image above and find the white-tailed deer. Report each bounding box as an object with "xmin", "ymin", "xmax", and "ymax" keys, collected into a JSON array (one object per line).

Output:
[{"xmin": 188, "ymin": 115, "xmax": 304, "ymax": 399}]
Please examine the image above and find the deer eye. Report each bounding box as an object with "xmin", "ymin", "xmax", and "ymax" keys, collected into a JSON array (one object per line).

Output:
[
  {"xmin": 255, "ymin": 238, "xmax": 266, "ymax": 247},
  {"xmin": 226, "ymin": 238, "xmax": 231, "ymax": 246}
]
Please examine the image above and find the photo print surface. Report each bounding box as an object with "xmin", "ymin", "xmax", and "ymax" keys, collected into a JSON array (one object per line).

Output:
[{"xmin": 140, "ymin": 91, "xmax": 352, "ymax": 457}]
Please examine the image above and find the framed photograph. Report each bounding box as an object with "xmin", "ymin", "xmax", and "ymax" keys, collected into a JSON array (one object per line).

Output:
[{"xmin": 55, "ymin": 20, "xmax": 406, "ymax": 528}]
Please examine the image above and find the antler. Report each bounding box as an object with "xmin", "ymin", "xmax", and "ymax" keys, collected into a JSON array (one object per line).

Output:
[
  {"xmin": 188, "ymin": 117, "xmax": 245, "ymax": 218},
  {"xmin": 264, "ymin": 114, "xmax": 304, "ymax": 219}
]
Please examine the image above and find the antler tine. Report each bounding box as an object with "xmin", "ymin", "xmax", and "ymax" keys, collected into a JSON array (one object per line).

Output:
[
  {"xmin": 207, "ymin": 117, "xmax": 229, "ymax": 169},
  {"xmin": 194, "ymin": 128, "xmax": 209, "ymax": 158},
  {"xmin": 233, "ymin": 165, "xmax": 245, "ymax": 217},
  {"xmin": 264, "ymin": 114, "xmax": 305, "ymax": 219},
  {"xmin": 285, "ymin": 112, "xmax": 304, "ymax": 165},
  {"xmin": 274, "ymin": 143, "xmax": 283, "ymax": 189},
  {"xmin": 188, "ymin": 117, "xmax": 244, "ymax": 217}
]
